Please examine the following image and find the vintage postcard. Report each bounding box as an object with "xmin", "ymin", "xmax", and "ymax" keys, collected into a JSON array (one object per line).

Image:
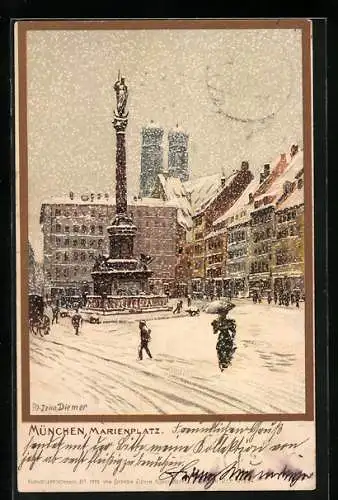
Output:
[{"xmin": 15, "ymin": 19, "xmax": 316, "ymax": 492}]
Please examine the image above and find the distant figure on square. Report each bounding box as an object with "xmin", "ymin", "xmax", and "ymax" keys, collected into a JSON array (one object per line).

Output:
[
  {"xmin": 71, "ymin": 309, "xmax": 82, "ymax": 336},
  {"xmin": 187, "ymin": 295, "xmax": 192, "ymax": 308},
  {"xmin": 138, "ymin": 320, "xmax": 152, "ymax": 360},
  {"xmin": 173, "ymin": 300, "xmax": 183, "ymax": 314},
  {"xmin": 51, "ymin": 304, "xmax": 60, "ymax": 324}
]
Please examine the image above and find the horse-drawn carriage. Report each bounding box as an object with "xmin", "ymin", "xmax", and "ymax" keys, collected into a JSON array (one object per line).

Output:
[{"xmin": 29, "ymin": 294, "xmax": 50, "ymax": 337}]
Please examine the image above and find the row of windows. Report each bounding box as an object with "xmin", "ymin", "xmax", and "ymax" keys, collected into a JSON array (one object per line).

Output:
[
  {"xmin": 54, "ymin": 266, "xmax": 90, "ymax": 279},
  {"xmin": 250, "ymin": 261, "xmax": 269, "ymax": 274},
  {"xmin": 252, "ymin": 228, "xmax": 273, "ymax": 243},
  {"xmin": 276, "ymin": 250, "xmax": 301, "ymax": 265},
  {"xmin": 55, "ymin": 224, "xmax": 104, "ymax": 235},
  {"xmin": 228, "ymin": 230, "xmax": 246, "ymax": 244},
  {"xmin": 228, "ymin": 247, "xmax": 247, "ymax": 259},
  {"xmin": 55, "ymin": 251, "xmax": 98, "ymax": 263},
  {"xmin": 276, "ymin": 210, "xmax": 297, "ymax": 223},
  {"xmin": 55, "ymin": 237, "xmax": 105, "ymax": 248},
  {"xmin": 276, "ymin": 225, "xmax": 300, "ymax": 239},
  {"xmin": 251, "ymin": 212, "xmax": 273, "ymax": 226},
  {"xmin": 253, "ymin": 243, "xmax": 271, "ymax": 256},
  {"xmin": 227, "ymin": 262, "xmax": 246, "ymax": 273},
  {"xmin": 54, "ymin": 208, "xmax": 107, "ymax": 218},
  {"xmin": 206, "ymin": 268, "xmax": 222, "ymax": 278},
  {"xmin": 207, "ymin": 239, "xmax": 222, "ymax": 252},
  {"xmin": 207, "ymin": 254, "xmax": 223, "ymax": 265}
]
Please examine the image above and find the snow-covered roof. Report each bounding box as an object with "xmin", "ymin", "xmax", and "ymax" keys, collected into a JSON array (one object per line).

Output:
[
  {"xmin": 168, "ymin": 124, "xmax": 188, "ymax": 135},
  {"xmin": 263, "ymin": 150, "xmax": 304, "ymax": 200},
  {"xmin": 40, "ymin": 195, "xmax": 178, "ymax": 209},
  {"xmin": 143, "ymin": 120, "xmax": 163, "ymax": 130},
  {"xmin": 276, "ymin": 184, "xmax": 304, "ymax": 211},
  {"xmin": 156, "ymin": 174, "xmax": 193, "ymax": 230},
  {"xmin": 184, "ymin": 171, "xmax": 236, "ymax": 215},
  {"xmin": 213, "ymin": 176, "xmax": 260, "ymax": 226}
]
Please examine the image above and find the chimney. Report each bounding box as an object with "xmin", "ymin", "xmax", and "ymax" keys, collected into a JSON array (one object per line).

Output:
[
  {"xmin": 69, "ymin": 191, "xmax": 74, "ymax": 200},
  {"xmin": 241, "ymin": 161, "xmax": 249, "ymax": 171},
  {"xmin": 249, "ymin": 193, "xmax": 254, "ymax": 204},
  {"xmin": 221, "ymin": 176, "xmax": 226, "ymax": 187},
  {"xmin": 260, "ymin": 173, "xmax": 265, "ymax": 184},
  {"xmin": 281, "ymin": 153, "xmax": 286, "ymax": 161},
  {"xmin": 297, "ymin": 177, "xmax": 303, "ymax": 189},
  {"xmin": 264, "ymin": 163, "xmax": 270, "ymax": 177},
  {"xmin": 291, "ymin": 144, "xmax": 299, "ymax": 157}
]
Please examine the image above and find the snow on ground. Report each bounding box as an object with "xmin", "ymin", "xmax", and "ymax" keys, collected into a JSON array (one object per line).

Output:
[{"xmin": 29, "ymin": 301, "xmax": 306, "ymax": 415}]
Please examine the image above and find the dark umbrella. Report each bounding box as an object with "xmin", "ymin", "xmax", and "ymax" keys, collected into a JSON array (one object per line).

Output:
[{"xmin": 205, "ymin": 301, "xmax": 236, "ymax": 315}]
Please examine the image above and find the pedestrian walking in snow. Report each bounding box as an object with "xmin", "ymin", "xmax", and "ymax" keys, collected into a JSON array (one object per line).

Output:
[
  {"xmin": 71, "ymin": 309, "xmax": 82, "ymax": 335},
  {"xmin": 138, "ymin": 320, "xmax": 152, "ymax": 360},
  {"xmin": 173, "ymin": 300, "xmax": 183, "ymax": 314},
  {"xmin": 187, "ymin": 295, "xmax": 192, "ymax": 308},
  {"xmin": 273, "ymin": 291, "xmax": 278, "ymax": 304},
  {"xmin": 209, "ymin": 303, "xmax": 237, "ymax": 372},
  {"xmin": 267, "ymin": 291, "xmax": 272, "ymax": 304},
  {"xmin": 51, "ymin": 304, "xmax": 60, "ymax": 324}
]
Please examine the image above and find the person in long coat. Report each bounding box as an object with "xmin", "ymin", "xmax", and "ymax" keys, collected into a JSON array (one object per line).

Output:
[
  {"xmin": 211, "ymin": 303, "xmax": 236, "ymax": 372},
  {"xmin": 138, "ymin": 320, "xmax": 152, "ymax": 360}
]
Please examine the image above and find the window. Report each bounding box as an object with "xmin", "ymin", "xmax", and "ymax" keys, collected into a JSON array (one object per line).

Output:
[
  {"xmin": 73, "ymin": 239, "xmax": 78, "ymax": 247},
  {"xmin": 65, "ymin": 225, "xmax": 70, "ymax": 233},
  {"xmin": 63, "ymin": 268, "xmax": 69, "ymax": 277},
  {"xmin": 55, "ymin": 237, "xmax": 61, "ymax": 247},
  {"xmin": 80, "ymin": 239, "xmax": 86, "ymax": 247},
  {"xmin": 55, "ymin": 268, "xmax": 60, "ymax": 279},
  {"xmin": 55, "ymin": 224, "xmax": 61, "ymax": 233},
  {"xmin": 81, "ymin": 225, "xmax": 87, "ymax": 233},
  {"xmin": 73, "ymin": 225, "xmax": 79, "ymax": 233},
  {"xmin": 81, "ymin": 252, "xmax": 86, "ymax": 261},
  {"xmin": 91, "ymin": 209, "xmax": 96, "ymax": 218},
  {"xmin": 98, "ymin": 239, "xmax": 103, "ymax": 248},
  {"xmin": 65, "ymin": 210, "xmax": 70, "ymax": 217},
  {"xmin": 64, "ymin": 238, "xmax": 69, "ymax": 247},
  {"xmin": 90, "ymin": 240, "xmax": 96, "ymax": 248},
  {"xmin": 64, "ymin": 252, "xmax": 69, "ymax": 262},
  {"xmin": 98, "ymin": 225, "xmax": 103, "ymax": 234},
  {"xmin": 55, "ymin": 209, "xmax": 61, "ymax": 216},
  {"xmin": 90, "ymin": 225, "xmax": 95, "ymax": 234},
  {"xmin": 55, "ymin": 253, "xmax": 61, "ymax": 261},
  {"xmin": 73, "ymin": 252, "xmax": 78, "ymax": 261}
]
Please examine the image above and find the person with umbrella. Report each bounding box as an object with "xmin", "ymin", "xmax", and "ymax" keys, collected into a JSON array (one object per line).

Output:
[{"xmin": 206, "ymin": 301, "xmax": 237, "ymax": 372}]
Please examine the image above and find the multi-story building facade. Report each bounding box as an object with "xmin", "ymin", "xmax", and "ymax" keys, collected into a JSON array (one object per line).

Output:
[
  {"xmin": 272, "ymin": 170, "xmax": 304, "ymax": 295},
  {"xmin": 191, "ymin": 162, "xmax": 254, "ymax": 296},
  {"xmin": 248, "ymin": 146, "xmax": 303, "ymax": 296},
  {"xmin": 168, "ymin": 125, "xmax": 189, "ymax": 182},
  {"xmin": 40, "ymin": 193, "xmax": 178, "ymax": 302},
  {"xmin": 221, "ymin": 178, "xmax": 260, "ymax": 297},
  {"xmin": 139, "ymin": 121, "xmax": 164, "ymax": 197}
]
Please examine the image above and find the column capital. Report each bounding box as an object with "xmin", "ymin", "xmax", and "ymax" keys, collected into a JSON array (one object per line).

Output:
[{"xmin": 113, "ymin": 113, "xmax": 129, "ymax": 133}]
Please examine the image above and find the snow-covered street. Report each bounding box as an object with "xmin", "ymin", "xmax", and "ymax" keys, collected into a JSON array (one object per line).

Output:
[{"xmin": 29, "ymin": 301, "xmax": 306, "ymax": 415}]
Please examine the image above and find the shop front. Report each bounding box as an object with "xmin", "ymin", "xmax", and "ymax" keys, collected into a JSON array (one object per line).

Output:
[{"xmin": 248, "ymin": 273, "xmax": 272, "ymax": 297}]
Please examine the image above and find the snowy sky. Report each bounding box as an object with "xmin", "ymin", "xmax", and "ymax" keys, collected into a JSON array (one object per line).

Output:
[{"xmin": 25, "ymin": 28, "xmax": 303, "ymax": 261}]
